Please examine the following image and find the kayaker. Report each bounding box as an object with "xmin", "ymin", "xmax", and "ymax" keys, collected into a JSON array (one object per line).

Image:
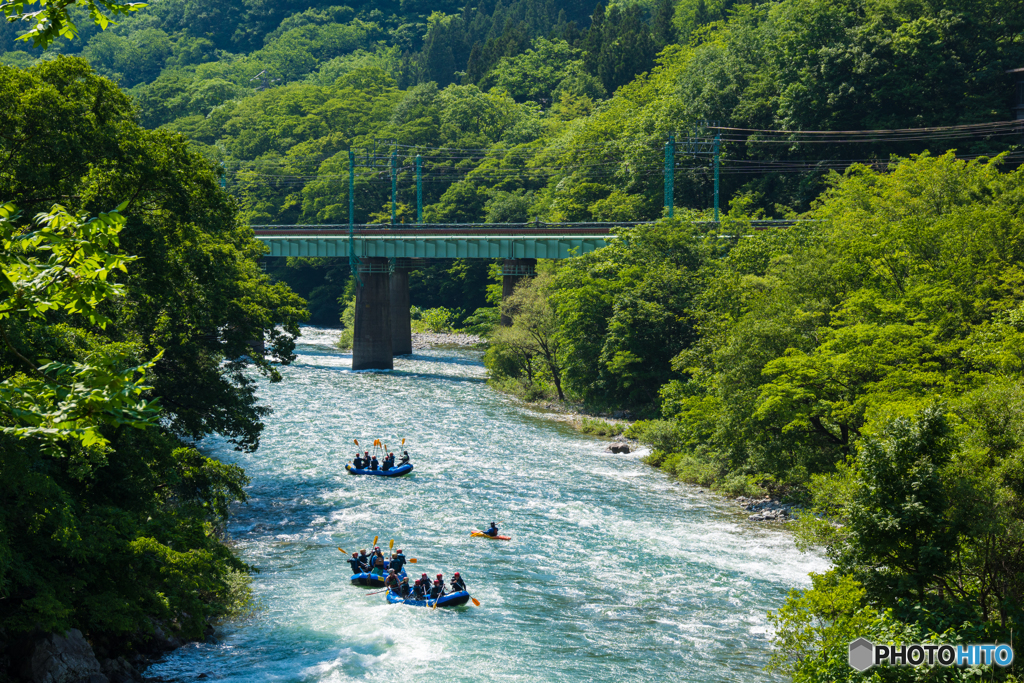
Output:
[
  {"xmin": 483, "ymin": 522, "xmax": 499, "ymax": 537},
  {"xmin": 450, "ymin": 572, "xmax": 466, "ymax": 593},
  {"xmin": 347, "ymin": 552, "xmax": 363, "ymax": 574},
  {"xmin": 391, "ymin": 549, "xmax": 406, "ymax": 573},
  {"xmin": 384, "ymin": 569, "xmax": 400, "ymax": 594},
  {"xmin": 369, "ymin": 455, "xmax": 379, "ymax": 471}
]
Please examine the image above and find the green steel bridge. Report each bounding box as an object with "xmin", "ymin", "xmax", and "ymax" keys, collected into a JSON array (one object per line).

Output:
[{"xmin": 251, "ymin": 220, "xmax": 797, "ymax": 259}]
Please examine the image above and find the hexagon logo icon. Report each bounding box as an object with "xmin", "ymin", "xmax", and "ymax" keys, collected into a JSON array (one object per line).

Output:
[{"xmin": 849, "ymin": 638, "xmax": 875, "ymax": 671}]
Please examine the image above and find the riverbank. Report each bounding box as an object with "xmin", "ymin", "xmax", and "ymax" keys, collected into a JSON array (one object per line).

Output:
[
  {"xmin": 411, "ymin": 331, "xmax": 484, "ymax": 348},
  {"xmin": 488, "ymin": 383, "xmax": 801, "ymax": 523}
]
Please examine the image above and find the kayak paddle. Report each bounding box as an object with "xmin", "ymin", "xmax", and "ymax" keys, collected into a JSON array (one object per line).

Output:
[{"xmin": 471, "ymin": 597, "xmax": 480, "ymax": 607}]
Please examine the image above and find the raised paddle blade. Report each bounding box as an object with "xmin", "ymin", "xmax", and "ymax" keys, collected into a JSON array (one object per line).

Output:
[
  {"xmin": 401, "ymin": 438, "xmax": 405, "ymax": 445},
  {"xmin": 338, "ymin": 547, "xmax": 347, "ymax": 555},
  {"xmin": 373, "ymin": 535, "xmax": 379, "ymax": 548},
  {"xmin": 389, "ymin": 539, "xmax": 394, "ymax": 551},
  {"xmin": 353, "ymin": 439, "xmax": 359, "ymax": 445},
  {"xmin": 471, "ymin": 597, "xmax": 480, "ymax": 607},
  {"xmin": 408, "ymin": 558, "xmax": 417, "ymax": 563}
]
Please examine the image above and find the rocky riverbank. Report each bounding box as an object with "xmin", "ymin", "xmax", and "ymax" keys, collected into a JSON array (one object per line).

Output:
[
  {"xmin": 411, "ymin": 332, "xmax": 484, "ymax": 349},
  {"xmin": 2, "ymin": 619, "xmax": 217, "ymax": 683},
  {"xmin": 735, "ymin": 496, "xmax": 800, "ymax": 523}
]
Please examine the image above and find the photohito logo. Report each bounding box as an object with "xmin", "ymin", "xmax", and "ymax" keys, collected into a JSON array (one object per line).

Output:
[{"xmin": 848, "ymin": 639, "xmax": 1014, "ymax": 671}]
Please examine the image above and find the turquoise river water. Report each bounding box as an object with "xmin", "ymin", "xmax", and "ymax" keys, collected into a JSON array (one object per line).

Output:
[{"xmin": 148, "ymin": 326, "xmax": 827, "ymax": 682}]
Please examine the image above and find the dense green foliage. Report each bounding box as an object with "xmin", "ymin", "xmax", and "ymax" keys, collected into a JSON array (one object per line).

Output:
[
  {"xmin": 6, "ymin": 0, "xmax": 1018, "ymax": 326},
  {"xmin": 0, "ymin": 58, "xmax": 305, "ymax": 654}
]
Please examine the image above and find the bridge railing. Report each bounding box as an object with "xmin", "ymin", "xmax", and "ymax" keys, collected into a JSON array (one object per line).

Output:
[{"xmin": 250, "ymin": 219, "xmax": 803, "ymax": 233}]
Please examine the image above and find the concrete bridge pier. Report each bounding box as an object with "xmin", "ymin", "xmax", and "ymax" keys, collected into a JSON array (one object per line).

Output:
[
  {"xmin": 352, "ymin": 258, "xmax": 393, "ymax": 370},
  {"xmin": 391, "ymin": 259, "xmax": 412, "ymax": 356},
  {"xmin": 500, "ymin": 258, "xmax": 536, "ymax": 326}
]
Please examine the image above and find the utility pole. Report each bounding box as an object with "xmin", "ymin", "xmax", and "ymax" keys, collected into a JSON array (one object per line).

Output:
[
  {"xmin": 416, "ymin": 154, "xmax": 423, "ymax": 224},
  {"xmin": 390, "ymin": 149, "xmax": 397, "ymax": 225},
  {"xmin": 349, "ymin": 149, "xmax": 360, "ymax": 285},
  {"xmin": 664, "ymin": 134, "xmax": 675, "ymax": 218},
  {"xmin": 713, "ymin": 132, "xmax": 721, "ymax": 222}
]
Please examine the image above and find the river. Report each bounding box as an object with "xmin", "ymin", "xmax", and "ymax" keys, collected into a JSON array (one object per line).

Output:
[{"xmin": 148, "ymin": 326, "xmax": 827, "ymax": 682}]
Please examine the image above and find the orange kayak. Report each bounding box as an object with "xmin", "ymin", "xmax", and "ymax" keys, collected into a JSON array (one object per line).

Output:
[{"xmin": 471, "ymin": 530, "xmax": 511, "ymax": 541}]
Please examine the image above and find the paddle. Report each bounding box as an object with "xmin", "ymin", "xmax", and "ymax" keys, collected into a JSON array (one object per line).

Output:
[{"xmin": 471, "ymin": 597, "xmax": 480, "ymax": 607}]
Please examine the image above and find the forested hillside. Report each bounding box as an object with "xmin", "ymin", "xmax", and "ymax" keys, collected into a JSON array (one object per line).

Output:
[{"xmin": 3, "ymin": 0, "xmax": 1021, "ymax": 323}]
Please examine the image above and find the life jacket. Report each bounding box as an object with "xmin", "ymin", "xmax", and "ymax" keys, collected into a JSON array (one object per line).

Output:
[{"xmin": 391, "ymin": 555, "xmax": 405, "ymax": 572}]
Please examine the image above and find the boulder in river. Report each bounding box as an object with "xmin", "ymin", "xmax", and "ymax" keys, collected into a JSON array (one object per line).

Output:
[
  {"xmin": 17, "ymin": 628, "xmax": 107, "ymax": 683},
  {"xmin": 606, "ymin": 442, "xmax": 631, "ymax": 454}
]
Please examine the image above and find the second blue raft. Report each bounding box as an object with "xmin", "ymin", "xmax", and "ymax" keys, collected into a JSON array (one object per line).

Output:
[{"xmin": 385, "ymin": 590, "xmax": 471, "ymax": 608}]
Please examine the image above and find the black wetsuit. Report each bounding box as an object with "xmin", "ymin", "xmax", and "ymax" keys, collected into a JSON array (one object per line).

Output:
[
  {"xmin": 357, "ymin": 554, "xmax": 370, "ymax": 572},
  {"xmin": 370, "ymin": 457, "xmax": 379, "ymax": 471},
  {"xmin": 412, "ymin": 582, "xmax": 425, "ymax": 599},
  {"xmin": 430, "ymin": 581, "xmax": 445, "ymax": 599},
  {"xmin": 450, "ymin": 576, "xmax": 466, "ymax": 592},
  {"xmin": 391, "ymin": 554, "xmax": 406, "ymax": 574},
  {"xmin": 348, "ymin": 557, "xmax": 362, "ymax": 574}
]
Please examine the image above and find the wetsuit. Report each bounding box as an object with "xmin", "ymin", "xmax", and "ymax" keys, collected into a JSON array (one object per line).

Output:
[
  {"xmin": 382, "ymin": 456, "xmax": 391, "ymax": 471},
  {"xmin": 370, "ymin": 457, "xmax": 379, "ymax": 471},
  {"xmin": 412, "ymin": 581, "xmax": 425, "ymax": 599},
  {"xmin": 430, "ymin": 581, "xmax": 445, "ymax": 599},
  {"xmin": 357, "ymin": 554, "xmax": 370, "ymax": 572},
  {"xmin": 390, "ymin": 553, "xmax": 406, "ymax": 574},
  {"xmin": 450, "ymin": 576, "xmax": 466, "ymax": 592},
  {"xmin": 348, "ymin": 557, "xmax": 362, "ymax": 574}
]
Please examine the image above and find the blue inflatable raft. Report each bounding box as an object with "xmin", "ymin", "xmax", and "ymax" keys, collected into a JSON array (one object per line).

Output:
[
  {"xmin": 385, "ymin": 590, "xmax": 471, "ymax": 608},
  {"xmin": 350, "ymin": 567, "xmax": 407, "ymax": 587},
  {"xmin": 345, "ymin": 463, "xmax": 413, "ymax": 477}
]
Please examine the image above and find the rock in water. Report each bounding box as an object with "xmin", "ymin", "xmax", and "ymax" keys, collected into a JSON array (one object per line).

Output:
[
  {"xmin": 19, "ymin": 629, "xmax": 107, "ymax": 683},
  {"xmin": 606, "ymin": 443, "xmax": 631, "ymax": 454}
]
